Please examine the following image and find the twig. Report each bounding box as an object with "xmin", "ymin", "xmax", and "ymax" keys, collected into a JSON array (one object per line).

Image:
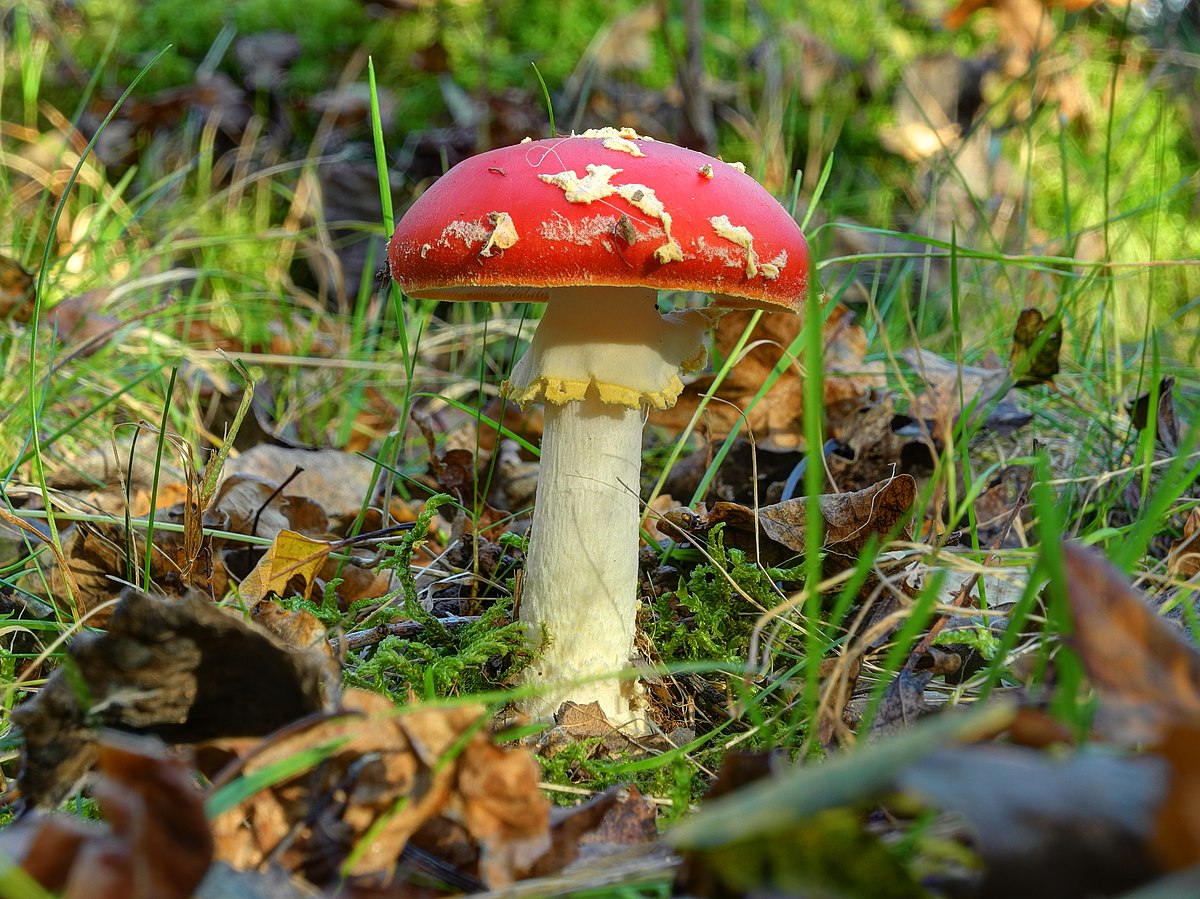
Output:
[{"xmin": 331, "ymin": 615, "xmax": 481, "ymax": 653}]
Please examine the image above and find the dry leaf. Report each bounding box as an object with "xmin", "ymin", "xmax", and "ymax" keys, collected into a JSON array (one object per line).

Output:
[
  {"xmin": 1127, "ymin": 376, "xmax": 1182, "ymax": 455},
  {"xmin": 0, "ymin": 252, "xmax": 35, "ymax": 319},
  {"xmin": 17, "ymin": 503, "xmax": 229, "ymax": 621},
  {"xmin": 899, "ymin": 742, "xmax": 1163, "ymax": 898},
  {"xmin": 414, "ymin": 409, "xmax": 510, "ymax": 535},
  {"xmin": 497, "ymin": 438, "xmax": 539, "ymax": 512},
  {"xmin": 1064, "ymin": 542, "xmax": 1200, "ymax": 728},
  {"xmin": 668, "ymin": 474, "xmax": 916, "ymax": 568},
  {"xmin": 238, "ymin": 529, "xmax": 331, "ymax": 602},
  {"xmin": 13, "ymin": 589, "xmax": 333, "ymax": 807},
  {"xmin": 525, "ymin": 785, "xmax": 659, "ymax": 878},
  {"xmin": 45, "ymin": 432, "xmax": 187, "ymax": 493},
  {"xmin": 213, "ymin": 475, "xmax": 294, "ymax": 540},
  {"xmin": 208, "ymin": 689, "xmax": 551, "ymax": 888},
  {"xmin": 221, "ymin": 445, "xmax": 381, "ymax": 523},
  {"xmin": 902, "ymin": 347, "xmax": 1030, "ymax": 442},
  {"xmin": 1168, "ymin": 509, "xmax": 1200, "ymax": 580},
  {"xmin": 0, "ymin": 733, "xmax": 212, "ymax": 899},
  {"xmin": 654, "ymin": 304, "xmax": 885, "ymax": 448},
  {"xmin": 1010, "ymin": 307, "xmax": 1062, "ymax": 386}
]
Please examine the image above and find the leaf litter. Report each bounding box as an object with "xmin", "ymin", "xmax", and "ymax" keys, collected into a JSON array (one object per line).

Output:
[
  {"xmin": 3, "ymin": 21, "xmax": 1198, "ymax": 898},
  {"xmin": 10, "ymin": 279, "xmax": 1200, "ymax": 898}
]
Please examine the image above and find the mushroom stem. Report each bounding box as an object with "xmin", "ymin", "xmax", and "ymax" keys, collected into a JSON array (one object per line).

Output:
[
  {"xmin": 519, "ymin": 394, "xmax": 648, "ymax": 731},
  {"xmin": 507, "ymin": 286, "xmax": 710, "ymax": 732}
]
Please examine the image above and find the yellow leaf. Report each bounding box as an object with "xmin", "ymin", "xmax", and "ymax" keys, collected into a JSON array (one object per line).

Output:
[{"xmin": 239, "ymin": 530, "xmax": 331, "ymax": 603}]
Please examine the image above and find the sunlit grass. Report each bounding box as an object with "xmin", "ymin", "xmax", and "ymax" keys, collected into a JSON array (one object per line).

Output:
[{"xmin": 0, "ymin": 2, "xmax": 1198, "ymax": 871}]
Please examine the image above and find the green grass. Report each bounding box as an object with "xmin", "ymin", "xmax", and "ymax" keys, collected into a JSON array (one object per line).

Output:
[{"xmin": 2, "ymin": 0, "xmax": 1199, "ymax": 893}]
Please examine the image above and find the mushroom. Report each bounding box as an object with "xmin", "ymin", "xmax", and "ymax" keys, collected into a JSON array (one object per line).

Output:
[{"xmin": 388, "ymin": 127, "xmax": 809, "ymax": 731}]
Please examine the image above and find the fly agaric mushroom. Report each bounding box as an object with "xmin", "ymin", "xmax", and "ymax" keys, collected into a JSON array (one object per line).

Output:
[{"xmin": 388, "ymin": 127, "xmax": 808, "ymax": 731}]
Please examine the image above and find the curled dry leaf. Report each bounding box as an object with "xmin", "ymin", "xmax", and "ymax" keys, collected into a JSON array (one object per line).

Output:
[
  {"xmin": 207, "ymin": 689, "xmax": 550, "ymax": 889},
  {"xmin": 0, "ymin": 733, "xmax": 212, "ymax": 899},
  {"xmin": 1127, "ymin": 376, "xmax": 1182, "ymax": 455},
  {"xmin": 1057, "ymin": 546, "xmax": 1200, "ymax": 872},
  {"xmin": 414, "ymin": 409, "xmax": 510, "ymax": 534},
  {"xmin": 666, "ymin": 473, "xmax": 917, "ymax": 568},
  {"xmin": 653, "ymin": 304, "xmax": 885, "ymax": 448},
  {"xmin": 13, "ymin": 589, "xmax": 334, "ymax": 808},
  {"xmin": 1010, "ymin": 306, "xmax": 1062, "ymax": 387},
  {"xmin": 237, "ymin": 529, "xmax": 331, "ymax": 603},
  {"xmin": 867, "ymin": 668, "xmax": 938, "ymax": 739},
  {"xmin": 221, "ymin": 444, "xmax": 381, "ymax": 525},
  {"xmin": 1168, "ymin": 508, "xmax": 1200, "ymax": 580},
  {"xmin": 902, "ymin": 347, "xmax": 1030, "ymax": 442},
  {"xmin": 824, "ymin": 391, "xmax": 909, "ymax": 491},
  {"xmin": 523, "ymin": 785, "xmax": 660, "ymax": 880},
  {"xmin": 1063, "ymin": 541, "xmax": 1200, "ymax": 729}
]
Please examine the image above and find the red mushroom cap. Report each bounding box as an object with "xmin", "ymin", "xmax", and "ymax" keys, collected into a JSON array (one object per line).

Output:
[{"xmin": 388, "ymin": 129, "xmax": 809, "ymax": 311}]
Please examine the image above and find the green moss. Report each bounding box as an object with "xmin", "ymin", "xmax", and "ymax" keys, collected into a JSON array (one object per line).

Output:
[
  {"xmin": 348, "ymin": 602, "xmax": 532, "ymax": 699},
  {"xmin": 648, "ymin": 524, "xmax": 802, "ymax": 665},
  {"xmin": 328, "ymin": 495, "xmax": 536, "ymax": 700}
]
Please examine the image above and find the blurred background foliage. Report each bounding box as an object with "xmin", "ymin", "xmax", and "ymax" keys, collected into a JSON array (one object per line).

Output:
[{"xmin": 2, "ymin": 0, "xmax": 1199, "ymax": 454}]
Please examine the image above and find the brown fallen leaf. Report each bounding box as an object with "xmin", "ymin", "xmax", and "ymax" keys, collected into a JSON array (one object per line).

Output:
[
  {"xmin": 1168, "ymin": 508, "xmax": 1200, "ymax": 580},
  {"xmin": 1127, "ymin": 376, "xmax": 1182, "ymax": 455},
  {"xmin": 496, "ymin": 438, "xmax": 540, "ymax": 513},
  {"xmin": 868, "ymin": 668, "xmax": 938, "ymax": 739},
  {"xmin": 13, "ymin": 589, "xmax": 334, "ymax": 808},
  {"xmin": 415, "ymin": 409, "xmax": 509, "ymax": 535},
  {"xmin": 653, "ymin": 304, "xmax": 885, "ymax": 448},
  {"xmin": 0, "ymin": 733, "xmax": 212, "ymax": 899},
  {"xmin": 898, "ymin": 742, "xmax": 1163, "ymax": 898},
  {"xmin": 44, "ymin": 431, "xmax": 188, "ymax": 494},
  {"xmin": 824, "ymin": 391, "xmax": 910, "ymax": 492},
  {"xmin": 16, "ymin": 506, "xmax": 229, "ymax": 623},
  {"xmin": 557, "ymin": 700, "xmax": 636, "ymax": 751},
  {"xmin": 212, "ymin": 473, "xmax": 321, "ymax": 543},
  {"xmin": 0, "ymin": 251, "xmax": 36, "ymax": 320},
  {"xmin": 249, "ymin": 596, "xmax": 330, "ymax": 652},
  {"xmin": 238, "ymin": 529, "xmax": 331, "ymax": 603},
  {"xmin": 207, "ymin": 689, "xmax": 550, "ymax": 889},
  {"xmin": 1150, "ymin": 720, "xmax": 1200, "ymax": 870},
  {"xmin": 666, "ymin": 474, "xmax": 917, "ymax": 568},
  {"xmin": 943, "ymin": 0, "xmax": 1058, "ymax": 56},
  {"xmin": 661, "ymin": 437, "xmax": 805, "ymax": 508},
  {"xmin": 902, "ymin": 347, "xmax": 1030, "ymax": 442},
  {"xmin": 520, "ymin": 784, "xmax": 659, "ymax": 880},
  {"xmin": 221, "ymin": 444, "xmax": 381, "ymax": 525},
  {"xmin": 1064, "ymin": 541, "xmax": 1200, "ymax": 730},
  {"xmin": 1010, "ymin": 307, "xmax": 1062, "ymax": 387}
]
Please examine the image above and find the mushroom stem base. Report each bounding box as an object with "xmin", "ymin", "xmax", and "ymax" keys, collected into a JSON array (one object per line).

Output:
[{"xmin": 519, "ymin": 395, "xmax": 648, "ymax": 733}]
